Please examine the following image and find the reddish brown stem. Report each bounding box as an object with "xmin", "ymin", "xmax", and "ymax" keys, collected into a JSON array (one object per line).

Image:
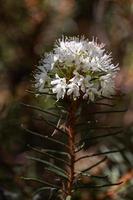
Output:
[{"xmin": 66, "ymin": 102, "xmax": 77, "ymax": 197}]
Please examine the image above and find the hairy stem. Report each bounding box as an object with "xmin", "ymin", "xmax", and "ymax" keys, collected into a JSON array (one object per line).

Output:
[{"xmin": 66, "ymin": 102, "xmax": 77, "ymax": 197}]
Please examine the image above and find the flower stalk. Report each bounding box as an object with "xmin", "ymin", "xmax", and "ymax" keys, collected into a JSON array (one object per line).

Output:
[{"xmin": 66, "ymin": 101, "xmax": 77, "ymax": 197}]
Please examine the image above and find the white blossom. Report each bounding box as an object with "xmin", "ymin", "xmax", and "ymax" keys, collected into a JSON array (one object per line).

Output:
[
  {"xmin": 51, "ymin": 74, "xmax": 67, "ymax": 100},
  {"xmin": 80, "ymin": 75, "xmax": 92, "ymax": 93},
  {"xmin": 67, "ymin": 82, "xmax": 80, "ymax": 100},
  {"xmin": 34, "ymin": 36, "xmax": 119, "ymax": 101},
  {"xmin": 83, "ymin": 86, "xmax": 100, "ymax": 102},
  {"xmin": 42, "ymin": 53, "xmax": 58, "ymax": 71},
  {"xmin": 100, "ymin": 73, "xmax": 116, "ymax": 97},
  {"xmin": 34, "ymin": 66, "xmax": 48, "ymax": 92},
  {"xmin": 67, "ymin": 74, "xmax": 82, "ymax": 100}
]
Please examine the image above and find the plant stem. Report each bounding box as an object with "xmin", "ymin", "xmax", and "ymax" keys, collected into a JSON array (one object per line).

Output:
[{"xmin": 66, "ymin": 101, "xmax": 77, "ymax": 197}]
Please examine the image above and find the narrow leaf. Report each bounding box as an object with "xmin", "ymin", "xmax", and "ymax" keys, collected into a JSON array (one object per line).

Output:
[
  {"xmin": 28, "ymin": 145, "xmax": 70, "ymax": 166},
  {"xmin": 45, "ymin": 167, "xmax": 69, "ymax": 181},
  {"xmin": 26, "ymin": 89, "xmax": 54, "ymax": 96},
  {"xmin": 21, "ymin": 177, "xmax": 60, "ymax": 189},
  {"xmin": 95, "ymin": 102, "xmax": 114, "ymax": 107},
  {"xmin": 34, "ymin": 116, "xmax": 68, "ymax": 136},
  {"xmin": 22, "ymin": 126, "xmax": 70, "ymax": 150},
  {"xmin": 75, "ymin": 142, "xmax": 85, "ymax": 153},
  {"xmin": 75, "ymin": 149, "xmax": 125, "ymax": 162},
  {"xmin": 81, "ymin": 156, "xmax": 107, "ymax": 172},
  {"xmin": 20, "ymin": 103, "xmax": 59, "ymax": 117},
  {"xmin": 34, "ymin": 148, "xmax": 70, "ymax": 158},
  {"xmin": 74, "ymin": 182, "xmax": 123, "ymax": 189},
  {"xmin": 76, "ymin": 130, "xmax": 124, "ymax": 150},
  {"xmin": 88, "ymin": 109, "xmax": 127, "ymax": 115},
  {"xmin": 33, "ymin": 187, "xmax": 57, "ymax": 195},
  {"xmin": 27, "ymin": 156, "xmax": 68, "ymax": 175},
  {"xmin": 76, "ymin": 172, "xmax": 107, "ymax": 180}
]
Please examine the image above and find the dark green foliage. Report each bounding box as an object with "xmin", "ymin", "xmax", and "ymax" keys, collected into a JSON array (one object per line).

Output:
[{"xmin": 21, "ymin": 94, "xmax": 129, "ymax": 200}]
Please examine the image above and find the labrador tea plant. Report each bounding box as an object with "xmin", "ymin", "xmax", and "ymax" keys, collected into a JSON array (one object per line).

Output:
[{"xmin": 23, "ymin": 36, "xmax": 124, "ymax": 200}]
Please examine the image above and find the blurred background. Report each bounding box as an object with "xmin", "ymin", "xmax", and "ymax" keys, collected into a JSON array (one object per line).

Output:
[{"xmin": 0, "ymin": 0, "xmax": 133, "ymax": 199}]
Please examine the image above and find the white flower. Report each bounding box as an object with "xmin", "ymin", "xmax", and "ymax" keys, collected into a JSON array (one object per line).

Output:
[
  {"xmin": 80, "ymin": 75, "xmax": 91, "ymax": 93},
  {"xmin": 42, "ymin": 53, "xmax": 58, "ymax": 71},
  {"xmin": 67, "ymin": 82, "xmax": 80, "ymax": 100},
  {"xmin": 67, "ymin": 72, "xmax": 85, "ymax": 100},
  {"xmin": 83, "ymin": 82, "xmax": 100, "ymax": 101},
  {"xmin": 34, "ymin": 67, "xmax": 48, "ymax": 92},
  {"xmin": 35, "ymin": 36, "xmax": 119, "ymax": 101},
  {"xmin": 69, "ymin": 72, "xmax": 84, "ymax": 87},
  {"xmin": 51, "ymin": 74, "xmax": 67, "ymax": 100},
  {"xmin": 100, "ymin": 73, "xmax": 116, "ymax": 97}
]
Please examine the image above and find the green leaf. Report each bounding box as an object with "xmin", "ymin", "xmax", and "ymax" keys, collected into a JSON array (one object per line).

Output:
[
  {"xmin": 75, "ymin": 142, "xmax": 85, "ymax": 153},
  {"xmin": 88, "ymin": 109, "xmax": 127, "ymax": 115},
  {"xmin": 21, "ymin": 177, "xmax": 60, "ymax": 189},
  {"xmin": 20, "ymin": 103, "xmax": 59, "ymax": 117},
  {"xmin": 77, "ymin": 171, "xmax": 107, "ymax": 179},
  {"xmin": 45, "ymin": 167, "xmax": 69, "ymax": 181},
  {"xmin": 74, "ymin": 182, "xmax": 123, "ymax": 189},
  {"xmin": 76, "ymin": 130, "xmax": 123, "ymax": 147},
  {"xmin": 34, "ymin": 116, "xmax": 68, "ymax": 136},
  {"xmin": 26, "ymin": 89, "xmax": 54, "ymax": 96},
  {"xmin": 81, "ymin": 156, "xmax": 107, "ymax": 172},
  {"xmin": 33, "ymin": 187, "xmax": 57, "ymax": 195},
  {"xmin": 27, "ymin": 156, "xmax": 68, "ymax": 175},
  {"xmin": 39, "ymin": 149, "xmax": 70, "ymax": 158},
  {"xmin": 22, "ymin": 126, "xmax": 70, "ymax": 149},
  {"xmin": 28, "ymin": 145, "xmax": 70, "ymax": 166},
  {"xmin": 75, "ymin": 149, "xmax": 125, "ymax": 162}
]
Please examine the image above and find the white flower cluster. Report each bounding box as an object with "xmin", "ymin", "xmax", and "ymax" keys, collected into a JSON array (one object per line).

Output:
[{"xmin": 34, "ymin": 36, "xmax": 119, "ymax": 101}]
